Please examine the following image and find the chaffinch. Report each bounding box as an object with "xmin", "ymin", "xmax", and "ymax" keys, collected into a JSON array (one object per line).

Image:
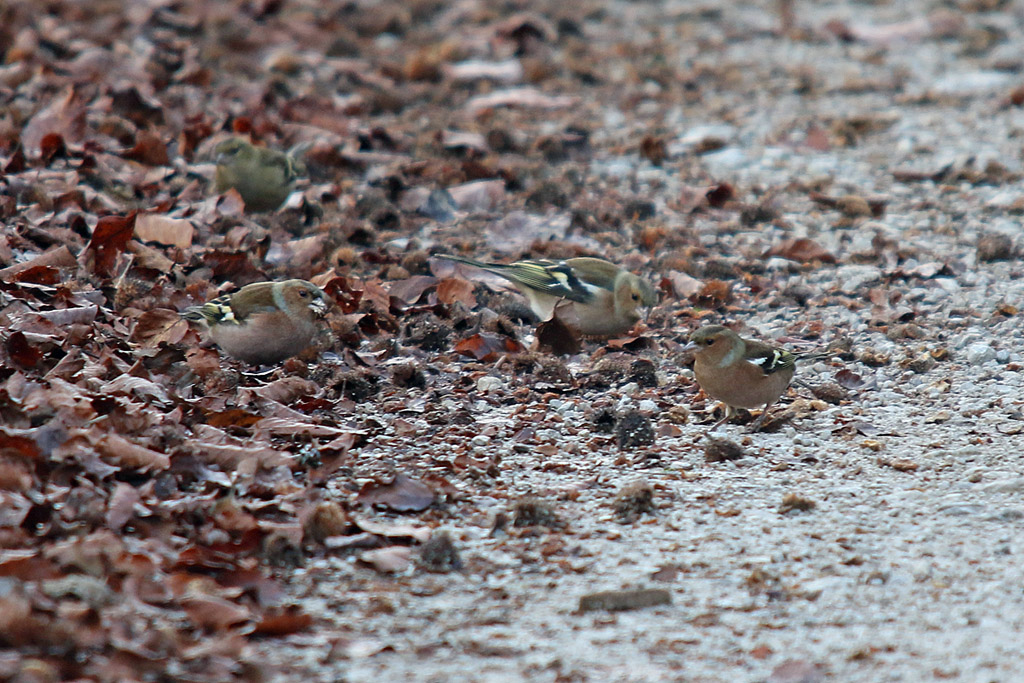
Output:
[
  {"xmin": 684, "ymin": 325, "xmax": 808, "ymax": 430},
  {"xmin": 440, "ymin": 255, "xmax": 658, "ymax": 337},
  {"xmin": 213, "ymin": 137, "xmax": 305, "ymax": 212},
  {"xmin": 182, "ymin": 279, "xmax": 329, "ymax": 365}
]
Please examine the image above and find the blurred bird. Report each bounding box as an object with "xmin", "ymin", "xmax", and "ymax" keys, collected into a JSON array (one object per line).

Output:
[
  {"xmin": 213, "ymin": 137, "xmax": 305, "ymax": 212},
  {"xmin": 182, "ymin": 279, "xmax": 328, "ymax": 365},
  {"xmin": 684, "ymin": 325, "xmax": 819, "ymax": 430},
  {"xmin": 439, "ymin": 255, "xmax": 658, "ymax": 337}
]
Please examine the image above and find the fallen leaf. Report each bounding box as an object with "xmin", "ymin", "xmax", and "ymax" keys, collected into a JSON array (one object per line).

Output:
[
  {"xmin": 665, "ymin": 271, "xmax": 702, "ymax": 298},
  {"xmin": 85, "ymin": 213, "xmax": 137, "ymax": 277},
  {"xmin": 834, "ymin": 369, "xmax": 865, "ymax": 389},
  {"xmin": 122, "ymin": 131, "xmax": 170, "ymax": 166},
  {"xmin": 536, "ymin": 314, "xmax": 581, "ymax": 355},
  {"xmin": 0, "ymin": 246, "xmax": 77, "ymax": 281},
  {"xmin": 692, "ymin": 279, "xmax": 733, "ymax": 308},
  {"xmin": 768, "ymin": 659, "xmax": 823, "ymax": 683},
  {"xmin": 246, "ymin": 377, "xmax": 319, "ymax": 404},
  {"xmin": 446, "ymin": 179, "xmax": 506, "ymax": 211},
  {"xmin": 181, "ymin": 595, "xmax": 252, "ymax": 632},
  {"xmin": 5, "ymin": 331, "xmax": 43, "ymax": 369},
  {"xmin": 454, "ymin": 333, "xmax": 525, "ymax": 361},
  {"xmin": 436, "ymin": 277, "xmax": 477, "ymax": 307},
  {"xmin": 39, "ymin": 132, "xmax": 68, "ymax": 164},
  {"xmin": 105, "ymin": 482, "xmax": 141, "ymax": 532},
  {"xmin": 253, "ymin": 607, "xmax": 313, "ymax": 636},
  {"xmin": 387, "ymin": 275, "xmax": 438, "ymax": 306},
  {"xmin": 94, "ymin": 433, "xmax": 170, "ymax": 472},
  {"xmin": 132, "ymin": 309, "xmax": 189, "ymax": 347},
  {"xmin": 134, "ymin": 214, "xmax": 194, "ymax": 248},
  {"xmin": 650, "ymin": 566, "xmax": 681, "ymax": 582},
  {"xmin": 466, "ymin": 87, "xmax": 576, "ymax": 114},
  {"xmin": 349, "ymin": 518, "xmax": 432, "ymax": 542},
  {"xmin": 358, "ymin": 546, "xmax": 413, "ymax": 573},
  {"xmin": 486, "ymin": 210, "xmax": 571, "ymax": 251},
  {"xmin": 705, "ymin": 183, "xmax": 734, "ymax": 208},
  {"xmin": 0, "ymin": 429, "xmax": 43, "ymax": 461},
  {"xmin": 34, "ymin": 305, "xmax": 98, "ymax": 327},
  {"xmin": 357, "ymin": 474, "xmax": 434, "ymax": 512},
  {"xmin": 764, "ymin": 238, "xmax": 836, "ymax": 264},
  {"xmin": 21, "ymin": 86, "xmax": 87, "ymax": 156}
]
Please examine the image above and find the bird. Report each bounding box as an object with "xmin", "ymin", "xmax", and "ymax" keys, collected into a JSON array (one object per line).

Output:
[
  {"xmin": 684, "ymin": 325, "xmax": 818, "ymax": 430},
  {"xmin": 438, "ymin": 255, "xmax": 658, "ymax": 337},
  {"xmin": 212, "ymin": 137, "xmax": 305, "ymax": 212},
  {"xmin": 182, "ymin": 279, "xmax": 329, "ymax": 365}
]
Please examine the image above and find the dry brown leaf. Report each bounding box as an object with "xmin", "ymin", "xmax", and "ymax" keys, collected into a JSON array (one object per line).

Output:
[
  {"xmin": 181, "ymin": 595, "xmax": 252, "ymax": 632},
  {"xmin": 132, "ymin": 309, "xmax": 189, "ymax": 347},
  {"xmin": 764, "ymin": 238, "xmax": 836, "ymax": 264},
  {"xmin": 245, "ymin": 377, "xmax": 319, "ymax": 404},
  {"xmin": 184, "ymin": 440, "xmax": 291, "ymax": 471},
  {"xmin": 0, "ymin": 246, "xmax": 77, "ymax": 281},
  {"xmin": 105, "ymin": 482, "xmax": 141, "ymax": 532},
  {"xmin": 84, "ymin": 213, "xmax": 137, "ymax": 277},
  {"xmin": 387, "ymin": 275, "xmax": 438, "ymax": 306},
  {"xmin": 447, "ymin": 179, "xmax": 506, "ymax": 211},
  {"xmin": 134, "ymin": 214, "xmax": 195, "ymax": 248},
  {"xmin": 94, "ymin": 434, "xmax": 170, "ymax": 472},
  {"xmin": 435, "ymin": 277, "xmax": 477, "ymax": 307},
  {"xmin": 454, "ymin": 333, "xmax": 525, "ymax": 361},
  {"xmin": 357, "ymin": 474, "xmax": 434, "ymax": 512},
  {"xmin": 21, "ymin": 86, "xmax": 87, "ymax": 155},
  {"xmin": 253, "ymin": 608, "xmax": 313, "ymax": 636}
]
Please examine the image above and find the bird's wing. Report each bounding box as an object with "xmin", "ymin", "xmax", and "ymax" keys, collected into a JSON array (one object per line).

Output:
[{"xmin": 743, "ymin": 340, "xmax": 797, "ymax": 375}]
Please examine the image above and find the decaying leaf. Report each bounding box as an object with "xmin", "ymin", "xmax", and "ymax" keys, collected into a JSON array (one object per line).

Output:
[
  {"xmin": 357, "ymin": 474, "xmax": 435, "ymax": 512},
  {"xmin": 84, "ymin": 213, "xmax": 137, "ymax": 277},
  {"xmin": 764, "ymin": 238, "xmax": 836, "ymax": 264},
  {"xmin": 134, "ymin": 214, "xmax": 195, "ymax": 248},
  {"xmin": 454, "ymin": 333, "xmax": 526, "ymax": 361}
]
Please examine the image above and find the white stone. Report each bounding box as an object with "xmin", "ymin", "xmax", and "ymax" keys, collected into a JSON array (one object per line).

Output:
[
  {"xmin": 834, "ymin": 265, "xmax": 883, "ymax": 294},
  {"xmin": 477, "ymin": 376, "xmax": 504, "ymax": 393},
  {"xmin": 965, "ymin": 342, "xmax": 996, "ymax": 365}
]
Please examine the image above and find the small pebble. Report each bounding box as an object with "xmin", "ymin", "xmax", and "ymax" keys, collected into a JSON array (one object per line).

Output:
[
  {"xmin": 477, "ymin": 376, "xmax": 504, "ymax": 393},
  {"xmin": 966, "ymin": 342, "xmax": 996, "ymax": 365},
  {"xmin": 637, "ymin": 399, "xmax": 659, "ymax": 413},
  {"xmin": 578, "ymin": 588, "xmax": 671, "ymax": 613}
]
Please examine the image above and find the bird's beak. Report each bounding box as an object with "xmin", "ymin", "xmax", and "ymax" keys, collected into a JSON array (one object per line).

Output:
[{"xmin": 682, "ymin": 341, "xmax": 698, "ymax": 353}]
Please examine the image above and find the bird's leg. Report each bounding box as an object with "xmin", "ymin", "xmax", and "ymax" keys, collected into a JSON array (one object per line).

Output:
[
  {"xmin": 709, "ymin": 404, "xmax": 733, "ymax": 430},
  {"xmin": 749, "ymin": 403, "xmax": 773, "ymax": 432}
]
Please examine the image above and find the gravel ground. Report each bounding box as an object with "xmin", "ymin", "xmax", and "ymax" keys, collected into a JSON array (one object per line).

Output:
[
  {"xmin": 6, "ymin": 0, "xmax": 1024, "ymax": 681},
  {"xmin": 245, "ymin": 2, "xmax": 1024, "ymax": 681}
]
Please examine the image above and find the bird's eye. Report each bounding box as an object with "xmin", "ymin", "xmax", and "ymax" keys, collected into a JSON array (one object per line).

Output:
[
  {"xmin": 631, "ymin": 293, "xmax": 639, "ymax": 301},
  {"xmin": 298, "ymin": 289, "xmax": 309, "ymax": 298},
  {"xmin": 704, "ymin": 339, "xmax": 714, "ymax": 346}
]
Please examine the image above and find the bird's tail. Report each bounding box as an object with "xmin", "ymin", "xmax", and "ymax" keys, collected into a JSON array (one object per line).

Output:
[{"xmin": 435, "ymin": 254, "xmax": 518, "ymax": 278}]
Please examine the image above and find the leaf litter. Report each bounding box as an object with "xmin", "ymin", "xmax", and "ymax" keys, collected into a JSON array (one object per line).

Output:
[{"xmin": 1, "ymin": 0, "xmax": 1024, "ymax": 681}]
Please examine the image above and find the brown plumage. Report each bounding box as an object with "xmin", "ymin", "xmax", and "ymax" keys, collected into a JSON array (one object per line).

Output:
[
  {"xmin": 684, "ymin": 325, "xmax": 799, "ymax": 430},
  {"xmin": 182, "ymin": 279, "xmax": 328, "ymax": 365}
]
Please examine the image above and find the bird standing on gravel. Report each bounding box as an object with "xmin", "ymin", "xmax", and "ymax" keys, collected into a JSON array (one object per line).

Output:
[
  {"xmin": 684, "ymin": 325, "xmax": 814, "ymax": 430},
  {"xmin": 439, "ymin": 255, "xmax": 658, "ymax": 338},
  {"xmin": 182, "ymin": 279, "xmax": 329, "ymax": 365},
  {"xmin": 213, "ymin": 137, "xmax": 304, "ymax": 212}
]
